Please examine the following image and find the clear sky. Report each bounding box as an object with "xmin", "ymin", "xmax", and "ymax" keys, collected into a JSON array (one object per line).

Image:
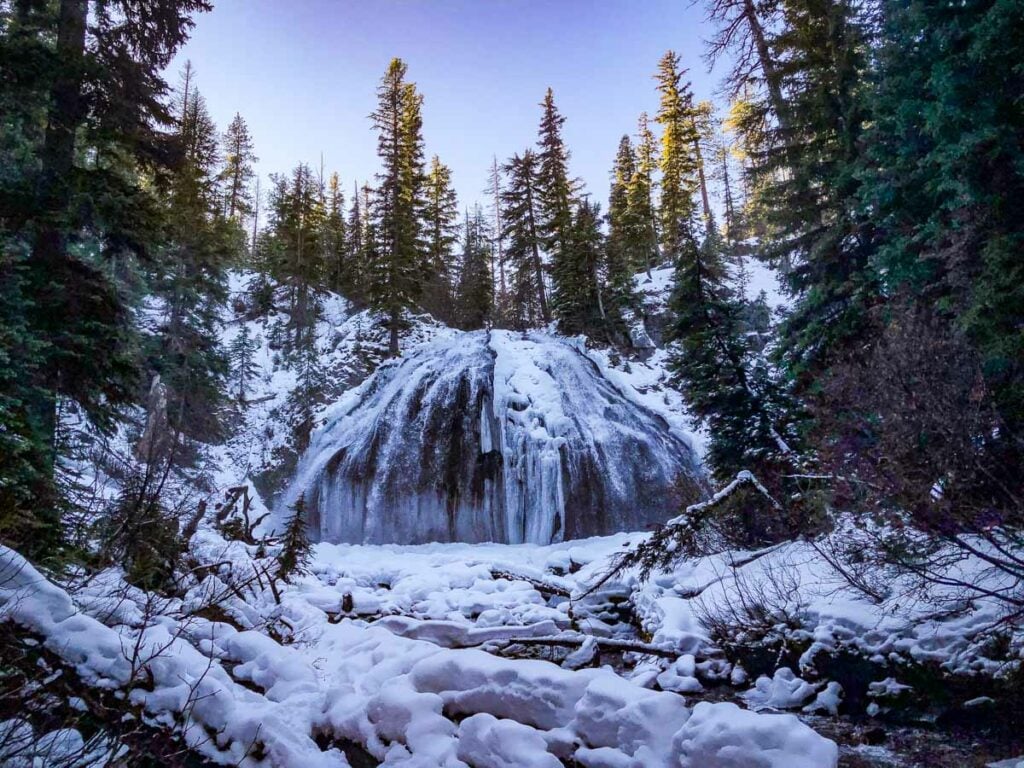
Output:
[{"xmin": 170, "ymin": 0, "xmax": 725, "ymax": 216}]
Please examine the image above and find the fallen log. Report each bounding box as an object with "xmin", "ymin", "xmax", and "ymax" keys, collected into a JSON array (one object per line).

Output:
[
  {"xmin": 487, "ymin": 633, "xmax": 685, "ymax": 659},
  {"xmin": 489, "ymin": 569, "xmax": 571, "ymax": 598}
]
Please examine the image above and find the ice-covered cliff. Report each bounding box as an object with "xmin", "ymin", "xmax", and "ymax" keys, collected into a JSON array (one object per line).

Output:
[{"xmin": 285, "ymin": 329, "xmax": 702, "ymax": 545}]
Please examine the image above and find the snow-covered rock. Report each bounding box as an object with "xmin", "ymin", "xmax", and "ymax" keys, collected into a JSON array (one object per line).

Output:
[{"xmin": 286, "ymin": 329, "xmax": 701, "ymax": 545}]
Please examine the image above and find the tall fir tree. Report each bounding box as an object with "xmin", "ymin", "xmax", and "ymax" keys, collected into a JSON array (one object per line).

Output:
[
  {"xmin": 220, "ymin": 112, "xmax": 257, "ymax": 221},
  {"xmin": 606, "ymin": 135, "xmax": 639, "ymax": 310},
  {"xmin": 758, "ymin": 0, "xmax": 876, "ymax": 389},
  {"xmin": 342, "ymin": 182, "xmax": 368, "ymax": 305},
  {"xmin": 862, "ymin": 0, "xmax": 1024, "ymax": 434},
  {"xmin": 265, "ymin": 163, "xmax": 327, "ymax": 357},
  {"xmin": 423, "ymin": 155, "xmax": 460, "ymax": 323},
  {"xmin": 551, "ymin": 199, "xmax": 611, "ymax": 339},
  {"xmin": 228, "ymin": 324, "xmax": 260, "ymax": 404},
  {"xmin": 536, "ymin": 89, "xmax": 576, "ymax": 270},
  {"xmin": 668, "ymin": 218, "xmax": 787, "ymax": 485},
  {"xmin": 368, "ymin": 58, "xmax": 428, "ymax": 357},
  {"xmin": 487, "ymin": 156, "xmax": 508, "ymax": 322},
  {"xmin": 323, "ymin": 171, "xmax": 349, "ymax": 296},
  {"xmin": 147, "ymin": 70, "xmax": 233, "ymax": 448},
  {"xmin": 625, "ymin": 112, "xmax": 661, "ymax": 273},
  {"xmin": 654, "ymin": 51, "xmax": 701, "ymax": 260},
  {"xmin": 456, "ymin": 208, "xmax": 495, "ymax": 330},
  {"xmin": 500, "ymin": 150, "xmax": 550, "ymax": 329}
]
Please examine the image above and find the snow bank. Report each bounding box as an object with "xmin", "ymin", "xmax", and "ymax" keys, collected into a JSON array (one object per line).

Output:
[
  {"xmin": 1, "ymin": 539, "xmax": 841, "ymax": 768},
  {"xmin": 0, "ymin": 546, "xmax": 349, "ymax": 767}
]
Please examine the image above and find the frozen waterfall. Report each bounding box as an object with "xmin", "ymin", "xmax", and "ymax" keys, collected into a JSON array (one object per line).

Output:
[{"xmin": 284, "ymin": 330, "xmax": 702, "ymax": 545}]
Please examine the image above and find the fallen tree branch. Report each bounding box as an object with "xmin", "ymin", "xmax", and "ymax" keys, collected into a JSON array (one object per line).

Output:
[
  {"xmin": 488, "ymin": 634, "xmax": 691, "ymax": 660},
  {"xmin": 489, "ymin": 569, "xmax": 571, "ymax": 598}
]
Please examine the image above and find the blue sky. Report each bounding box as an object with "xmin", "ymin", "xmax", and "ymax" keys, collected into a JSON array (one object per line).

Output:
[{"xmin": 171, "ymin": 0, "xmax": 725, "ymax": 215}]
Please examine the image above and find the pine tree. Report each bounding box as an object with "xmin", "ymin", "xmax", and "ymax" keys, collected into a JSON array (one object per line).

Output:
[
  {"xmin": 606, "ymin": 135, "xmax": 638, "ymax": 309},
  {"xmin": 422, "ymin": 155, "xmax": 459, "ymax": 323},
  {"xmin": 667, "ymin": 217, "xmax": 786, "ymax": 484},
  {"xmin": 654, "ymin": 51, "xmax": 701, "ymax": 260},
  {"xmin": 323, "ymin": 171, "xmax": 349, "ymax": 296},
  {"xmin": 862, "ymin": 0, "xmax": 1024, "ymax": 434},
  {"xmin": 368, "ymin": 58, "xmax": 428, "ymax": 357},
  {"xmin": 264, "ymin": 163, "xmax": 327, "ymax": 356},
  {"xmin": 220, "ymin": 112, "xmax": 257, "ymax": 221},
  {"xmin": 500, "ymin": 150, "xmax": 550, "ymax": 329},
  {"xmin": 486, "ymin": 156, "xmax": 508, "ymax": 321},
  {"xmin": 551, "ymin": 199, "xmax": 610, "ymax": 338},
  {"xmin": 757, "ymin": 0, "xmax": 876, "ymax": 388},
  {"xmin": 0, "ymin": 0, "xmax": 209, "ymax": 554},
  {"xmin": 338, "ymin": 182, "xmax": 367, "ymax": 306},
  {"xmin": 228, "ymin": 324, "xmax": 261, "ymax": 404},
  {"xmin": 625, "ymin": 112, "xmax": 660, "ymax": 273},
  {"xmin": 278, "ymin": 494, "xmax": 313, "ymax": 582},
  {"xmin": 147, "ymin": 69, "xmax": 233, "ymax": 447},
  {"xmin": 286, "ymin": 334, "xmax": 326, "ymax": 452},
  {"xmin": 456, "ymin": 208, "xmax": 495, "ymax": 330},
  {"xmin": 692, "ymin": 100, "xmax": 717, "ymax": 222},
  {"xmin": 536, "ymin": 89, "xmax": 576, "ymax": 270}
]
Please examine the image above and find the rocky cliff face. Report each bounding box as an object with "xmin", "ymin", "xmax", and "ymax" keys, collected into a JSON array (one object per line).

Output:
[{"xmin": 285, "ymin": 329, "xmax": 703, "ymax": 545}]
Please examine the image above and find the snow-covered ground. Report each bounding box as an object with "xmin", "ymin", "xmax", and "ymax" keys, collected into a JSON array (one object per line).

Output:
[
  {"xmin": 7, "ymin": 508, "xmax": 1022, "ymax": 766},
  {"xmin": 3, "ymin": 528, "xmax": 840, "ymax": 768}
]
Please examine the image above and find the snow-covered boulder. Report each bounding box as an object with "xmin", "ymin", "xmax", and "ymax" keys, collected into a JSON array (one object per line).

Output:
[{"xmin": 286, "ymin": 329, "xmax": 701, "ymax": 545}]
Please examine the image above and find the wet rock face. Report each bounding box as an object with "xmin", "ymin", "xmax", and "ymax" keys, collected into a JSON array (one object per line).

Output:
[{"xmin": 288, "ymin": 330, "xmax": 702, "ymax": 545}]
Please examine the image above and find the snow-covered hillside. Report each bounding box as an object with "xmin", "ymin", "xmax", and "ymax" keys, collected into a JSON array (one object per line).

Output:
[
  {"xmin": 217, "ymin": 272, "xmax": 703, "ymax": 546},
  {"xmin": 285, "ymin": 329, "xmax": 701, "ymax": 545}
]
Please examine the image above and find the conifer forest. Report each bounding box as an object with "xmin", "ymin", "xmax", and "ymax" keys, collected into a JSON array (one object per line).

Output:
[{"xmin": 1, "ymin": 1, "xmax": 1023, "ymax": 766}]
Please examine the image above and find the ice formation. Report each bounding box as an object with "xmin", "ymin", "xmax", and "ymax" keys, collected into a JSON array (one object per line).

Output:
[{"xmin": 287, "ymin": 329, "xmax": 702, "ymax": 544}]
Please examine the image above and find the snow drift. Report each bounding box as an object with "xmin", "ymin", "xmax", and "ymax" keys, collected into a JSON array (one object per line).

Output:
[{"xmin": 287, "ymin": 329, "xmax": 702, "ymax": 545}]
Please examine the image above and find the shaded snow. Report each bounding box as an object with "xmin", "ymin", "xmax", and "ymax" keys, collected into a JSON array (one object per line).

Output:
[{"xmin": 1, "ymin": 539, "xmax": 839, "ymax": 768}]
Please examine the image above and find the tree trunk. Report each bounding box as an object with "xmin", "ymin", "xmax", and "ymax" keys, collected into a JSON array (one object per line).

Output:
[
  {"xmin": 388, "ymin": 309, "xmax": 400, "ymax": 357},
  {"xmin": 743, "ymin": 0, "xmax": 788, "ymax": 129},
  {"xmin": 693, "ymin": 136, "xmax": 712, "ymax": 222},
  {"xmin": 29, "ymin": 0, "xmax": 88, "ymax": 466}
]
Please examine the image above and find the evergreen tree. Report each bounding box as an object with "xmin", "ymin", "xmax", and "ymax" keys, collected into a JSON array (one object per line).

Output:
[
  {"xmin": 277, "ymin": 494, "xmax": 313, "ymax": 582},
  {"xmin": 606, "ymin": 135, "xmax": 639, "ymax": 309},
  {"xmin": 285, "ymin": 334, "xmax": 326, "ymax": 452},
  {"xmin": 423, "ymin": 155, "xmax": 460, "ymax": 323},
  {"xmin": 654, "ymin": 51, "xmax": 701, "ymax": 260},
  {"xmin": 228, "ymin": 324, "xmax": 261, "ymax": 404},
  {"xmin": 264, "ymin": 163, "xmax": 326, "ymax": 356},
  {"xmin": 500, "ymin": 150, "xmax": 550, "ymax": 329},
  {"xmin": 323, "ymin": 171, "xmax": 349, "ymax": 296},
  {"xmin": 625, "ymin": 112, "xmax": 660, "ymax": 273},
  {"xmin": 368, "ymin": 58, "xmax": 428, "ymax": 357},
  {"xmin": 0, "ymin": 0, "xmax": 210, "ymax": 554},
  {"xmin": 147, "ymin": 69, "xmax": 233, "ymax": 447},
  {"xmin": 758, "ymin": 0, "xmax": 876, "ymax": 388},
  {"xmin": 220, "ymin": 112, "xmax": 257, "ymax": 221},
  {"xmin": 551, "ymin": 199, "xmax": 610, "ymax": 339},
  {"xmin": 487, "ymin": 156, "xmax": 508, "ymax": 321},
  {"xmin": 536, "ymin": 89, "xmax": 576, "ymax": 270},
  {"xmin": 456, "ymin": 208, "xmax": 495, "ymax": 330},
  {"xmin": 667, "ymin": 217, "xmax": 786, "ymax": 484},
  {"xmin": 863, "ymin": 0, "xmax": 1024, "ymax": 434},
  {"xmin": 343, "ymin": 182, "xmax": 368, "ymax": 305}
]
